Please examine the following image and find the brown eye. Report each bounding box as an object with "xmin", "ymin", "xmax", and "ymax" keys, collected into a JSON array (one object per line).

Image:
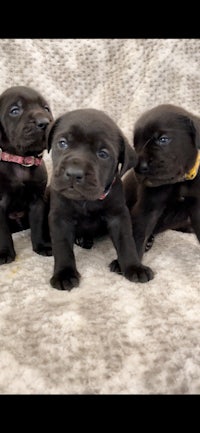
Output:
[{"xmin": 44, "ymin": 105, "xmax": 50, "ymax": 112}]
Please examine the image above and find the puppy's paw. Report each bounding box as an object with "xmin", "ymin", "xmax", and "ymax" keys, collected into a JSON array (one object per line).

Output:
[
  {"xmin": 124, "ymin": 264, "xmax": 154, "ymax": 283},
  {"xmin": 75, "ymin": 236, "xmax": 94, "ymax": 249},
  {"xmin": 145, "ymin": 234, "xmax": 155, "ymax": 252},
  {"xmin": 33, "ymin": 243, "xmax": 52, "ymax": 256},
  {"xmin": 0, "ymin": 248, "xmax": 16, "ymax": 265},
  {"xmin": 50, "ymin": 267, "xmax": 81, "ymax": 291},
  {"xmin": 110, "ymin": 259, "xmax": 154, "ymax": 283},
  {"xmin": 109, "ymin": 259, "xmax": 122, "ymax": 274}
]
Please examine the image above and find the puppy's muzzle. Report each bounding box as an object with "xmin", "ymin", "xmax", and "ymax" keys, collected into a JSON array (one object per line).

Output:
[
  {"xmin": 53, "ymin": 155, "xmax": 104, "ymax": 200},
  {"xmin": 135, "ymin": 159, "xmax": 149, "ymax": 174},
  {"xmin": 35, "ymin": 117, "xmax": 50, "ymax": 130},
  {"xmin": 24, "ymin": 116, "xmax": 51, "ymax": 138},
  {"xmin": 64, "ymin": 165, "xmax": 85, "ymax": 185}
]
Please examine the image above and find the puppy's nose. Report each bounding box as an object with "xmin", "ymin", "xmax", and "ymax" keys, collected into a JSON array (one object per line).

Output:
[
  {"xmin": 35, "ymin": 118, "xmax": 50, "ymax": 130},
  {"xmin": 136, "ymin": 159, "xmax": 149, "ymax": 174},
  {"xmin": 65, "ymin": 166, "xmax": 85, "ymax": 184}
]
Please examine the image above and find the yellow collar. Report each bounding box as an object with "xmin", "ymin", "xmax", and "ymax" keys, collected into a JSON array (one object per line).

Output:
[{"xmin": 184, "ymin": 150, "xmax": 200, "ymax": 181}]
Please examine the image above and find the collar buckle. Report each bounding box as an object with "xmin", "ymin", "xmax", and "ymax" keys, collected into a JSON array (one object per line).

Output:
[
  {"xmin": 21, "ymin": 156, "xmax": 35, "ymax": 167},
  {"xmin": 184, "ymin": 150, "xmax": 200, "ymax": 181}
]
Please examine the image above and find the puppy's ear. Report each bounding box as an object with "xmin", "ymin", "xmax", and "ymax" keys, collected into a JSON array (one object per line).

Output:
[
  {"xmin": 118, "ymin": 132, "xmax": 138, "ymax": 177},
  {"xmin": 0, "ymin": 97, "xmax": 9, "ymax": 144},
  {"xmin": 0, "ymin": 123, "xmax": 3, "ymax": 143},
  {"xmin": 46, "ymin": 119, "xmax": 60, "ymax": 153},
  {"xmin": 190, "ymin": 115, "xmax": 200, "ymax": 149},
  {"xmin": 179, "ymin": 114, "xmax": 200, "ymax": 149},
  {"xmin": 0, "ymin": 121, "xmax": 6, "ymax": 144}
]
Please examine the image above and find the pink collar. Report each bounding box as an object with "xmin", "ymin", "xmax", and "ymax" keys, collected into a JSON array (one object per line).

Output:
[
  {"xmin": 99, "ymin": 177, "xmax": 116, "ymax": 200},
  {"xmin": 0, "ymin": 148, "xmax": 43, "ymax": 167}
]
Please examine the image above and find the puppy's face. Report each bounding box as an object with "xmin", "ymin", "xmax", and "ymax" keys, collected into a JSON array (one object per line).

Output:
[
  {"xmin": 0, "ymin": 86, "xmax": 53, "ymax": 155},
  {"xmin": 134, "ymin": 104, "xmax": 200, "ymax": 187},
  {"xmin": 48, "ymin": 108, "xmax": 137, "ymax": 201}
]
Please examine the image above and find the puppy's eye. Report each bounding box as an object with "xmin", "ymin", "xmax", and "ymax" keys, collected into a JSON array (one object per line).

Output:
[
  {"xmin": 58, "ymin": 138, "xmax": 68, "ymax": 150},
  {"xmin": 156, "ymin": 135, "xmax": 171, "ymax": 145},
  {"xmin": 44, "ymin": 105, "xmax": 50, "ymax": 112},
  {"xmin": 9, "ymin": 106, "xmax": 21, "ymax": 116},
  {"xmin": 97, "ymin": 149, "xmax": 110, "ymax": 159}
]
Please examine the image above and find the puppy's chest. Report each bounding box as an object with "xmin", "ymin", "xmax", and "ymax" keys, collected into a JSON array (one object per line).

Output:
[
  {"xmin": 0, "ymin": 163, "xmax": 31, "ymax": 190},
  {"xmin": 11, "ymin": 165, "xmax": 31, "ymax": 184},
  {"xmin": 73, "ymin": 201, "xmax": 104, "ymax": 228},
  {"xmin": 0, "ymin": 164, "xmax": 39, "ymax": 212},
  {"xmin": 176, "ymin": 178, "xmax": 200, "ymax": 199}
]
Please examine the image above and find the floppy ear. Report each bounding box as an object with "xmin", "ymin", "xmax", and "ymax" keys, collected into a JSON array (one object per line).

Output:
[
  {"xmin": 190, "ymin": 115, "xmax": 200, "ymax": 149},
  {"xmin": 178, "ymin": 113, "xmax": 200, "ymax": 149},
  {"xmin": 118, "ymin": 132, "xmax": 138, "ymax": 177},
  {"xmin": 0, "ymin": 100, "xmax": 6, "ymax": 144},
  {"xmin": 0, "ymin": 120, "xmax": 7, "ymax": 144},
  {"xmin": 46, "ymin": 118, "xmax": 60, "ymax": 153},
  {"xmin": 0, "ymin": 123, "xmax": 3, "ymax": 143}
]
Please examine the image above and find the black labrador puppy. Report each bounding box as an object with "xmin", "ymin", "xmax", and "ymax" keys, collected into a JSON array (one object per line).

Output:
[
  {"xmin": 48, "ymin": 108, "xmax": 154, "ymax": 290},
  {"xmin": 0, "ymin": 85, "xmax": 53, "ymax": 264},
  {"xmin": 123, "ymin": 104, "xmax": 200, "ymax": 260}
]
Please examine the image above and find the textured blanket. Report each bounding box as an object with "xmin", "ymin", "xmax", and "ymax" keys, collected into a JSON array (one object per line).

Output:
[{"xmin": 0, "ymin": 39, "xmax": 200, "ymax": 394}]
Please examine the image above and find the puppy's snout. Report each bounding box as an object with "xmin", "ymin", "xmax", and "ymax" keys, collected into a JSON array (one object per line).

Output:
[
  {"xmin": 35, "ymin": 117, "xmax": 50, "ymax": 130},
  {"xmin": 64, "ymin": 166, "xmax": 85, "ymax": 184},
  {"xmin": 136, "ymin": 159, "xmax": 149, "ymax": 174}
]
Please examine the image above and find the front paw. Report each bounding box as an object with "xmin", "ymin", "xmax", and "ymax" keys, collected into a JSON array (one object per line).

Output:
[
  {"xmin": 109, "ymin": 259, "xmax": 154, "ymax": 283},
  {"xmin": 124, "ymin": 264, "xmax": 154, "ymax": 283},
  {"xmin": 75, "ymin": 236, "xmax": 93, "ymax": 249},
  {"xmin": 145, "ymin": 234, "xmax": 155, "ymax": 252},
  {"xmin": 109, "ymin": 259, "xmax": 122, "ymax": 274},
  {"xmin": 50, "ymin": 267, "xmax": 81, "ymax": 291},
  {"xmin": 33, "ymin": 242, "xmax": 52, "ymax": 256},
  {"xmin": 0, "ymin": 248, "xmax": 16, "ymax": 265}
]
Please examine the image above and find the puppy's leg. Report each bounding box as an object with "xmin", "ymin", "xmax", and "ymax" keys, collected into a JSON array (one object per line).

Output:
[
  {"xmin": 154, "ymin": 200, "xmax": 191, "ymax": 234},
  {"xmin": 107, "ymin": 206, "xmax": 154, "ymax": 283},
  {"xmin": 0, "ymin": 209, "xmax": 16, "ymax": 264},
  {"xmin": 49, "ymin": 206, "xmax": 80, "ymax": 291},
  {"xmin": 29, "ymin": 197, "xmax": 52, "ymax": 256},
  {"xmin": 131, "ymin": 186, "xmax": 172, "ymax": 259},
  {"xmin": 145, "ymin": 234, "xmax": 155, "ymax": 251},
  {"xmin": 132, "ymin": 210, "xmax": 164, "ymax": 259},
  {"xmin": 144, "ymin": 198, "xmax": 191, "ymax": 252}
]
